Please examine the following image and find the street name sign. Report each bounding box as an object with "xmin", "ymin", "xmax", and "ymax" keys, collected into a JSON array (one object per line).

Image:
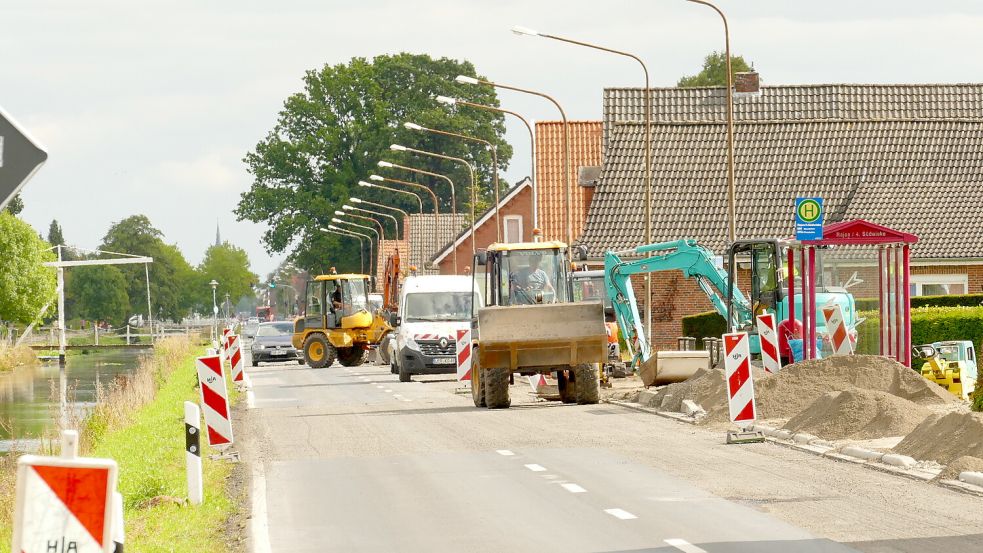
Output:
[{"xmin": 0, "ymin": 105, "xmax": 48, "ymax": 211}]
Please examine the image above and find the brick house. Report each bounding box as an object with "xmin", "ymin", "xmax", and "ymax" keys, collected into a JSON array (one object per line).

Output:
[
  {"xmin": 534, "ymin": 121, "xmax": 603, "ymax": 243},
  {"xmin": 579, "ymin": 84, "xmax": 983, "ymax": 349},
  {"xmin": 405, "ymin": 213, "xmax": 467, "ymax": 274},
  {"xmin": 432, "ymin": 178, "xmax": 533, "ymax": 274}
]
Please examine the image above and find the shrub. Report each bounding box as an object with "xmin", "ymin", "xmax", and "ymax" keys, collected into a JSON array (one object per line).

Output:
[
  {"xmin": 855, "ymin": 293, "xmax": 983, "ymax": 311},
  {"xmin": 681, "ymin": 311, "xmax": 727, "ymax": 348}
]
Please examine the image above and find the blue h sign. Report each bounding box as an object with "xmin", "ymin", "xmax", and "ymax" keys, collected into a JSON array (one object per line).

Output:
[{"xmin": 795, "ymin": 198, "xmax": 824, "ymax": 241}]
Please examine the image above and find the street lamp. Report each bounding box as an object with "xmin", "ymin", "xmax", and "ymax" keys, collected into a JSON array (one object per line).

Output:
[
  {"xmin": 686, "ymin": 0, "xmax": 737, "ymax": 243},
  {"xmin": 378, "ymin": 159, "xmax": 459, "ymax": 274},
  {"xmin": 435, "ymin": 95, "xmax": 538, "ymax": 231},
  {"xmin": 331, "ymin": 218, "xmax": 381, "ymax": 284},
  {"xmin": 455, "ymin": 74, "xmax": 573, "ymax": 260},
  {"xmin": 359, "ymin": 180, "xmax": 423, "ymax": 213},
  {"xmin": 322, "ymin": 225, "xmax": 371, "ymax": 275},
  {"xmin": 343, "ymin": 203, "xmax": 400, "ymax": 240},
  {"xmin": 403, "ymin": 121, "xmax": 502, "ymax": 240},
  {"xmin": 364, "ymin": 177, "xmax": 439, "ymax": 262},
  {"xmin": 335, "ymin": 209, "xmax": 386, "ymax": 241},
  {"xmin": 209, "ymin": 279, "xmax": 218, "ymax": 341},
  {"xmin": 511, "ymin": 24, "xmax": 654, "ymax": 344},
  {"xmin": 351, "ymin": 198, "xmax": 410, "ymax": 236},
  {"xmin": 390, "ymin": 143, "xmax": 477, "ymax": 254}
]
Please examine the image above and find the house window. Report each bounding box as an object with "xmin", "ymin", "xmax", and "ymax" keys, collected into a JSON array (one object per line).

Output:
[
  {"xmin": 504, "ymin": 215, "xmax": 523, "ymax": 243},
  {"xmin": 909, "ymin": 274, "xmax": 968, "ymax": 296}
]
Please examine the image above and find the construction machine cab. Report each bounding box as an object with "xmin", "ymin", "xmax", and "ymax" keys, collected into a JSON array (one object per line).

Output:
[
  {"xmin": 476, "ymin": 241, "xmax": 571, "ymax": 308},
  {"xmin": 726, "ymin": 239, "xmax": 785, "ymax": 332}
]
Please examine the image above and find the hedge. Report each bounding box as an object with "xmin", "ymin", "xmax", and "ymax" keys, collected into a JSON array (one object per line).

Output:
[
  {"xmin": 855, "ymin": 306, "xmax": 983, "ymax": 366},
  {"xmin": 681, "ymin": 311, "xmax": 727, "ymax": 348},
  {"xmin": 855, "ymin": 293, "xmax": 983, "ymax": 311}
]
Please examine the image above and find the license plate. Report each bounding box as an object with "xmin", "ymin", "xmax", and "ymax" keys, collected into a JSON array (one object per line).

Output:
[
  {"xmin": 271, "ymin": 350, "xmax": 287, "ymax": 356},
  {"xmin": 433, "ymin": 357, "xmax": 456, "ymax": 365}
]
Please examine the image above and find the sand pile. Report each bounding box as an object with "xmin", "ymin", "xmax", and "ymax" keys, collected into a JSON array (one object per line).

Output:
[
  {"xmin": 782, "ymin": 388, "xmax": 930, "ymax": 440},
  {"xmin": 894, "ymin": 412, "xmax": 983, "ymax": 464},
  {"xmin": 642, "ymin": 355, "xmax": 954, "ymax": 427},
  {"xmin": 934, "ymin": 455, "xmax": 983, "ymax": 481}
]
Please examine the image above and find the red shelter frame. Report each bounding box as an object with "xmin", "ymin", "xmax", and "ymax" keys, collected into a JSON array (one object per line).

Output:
[{"xmin": 792, "ymin": 219, "xmax": 918, "ymax": 366}]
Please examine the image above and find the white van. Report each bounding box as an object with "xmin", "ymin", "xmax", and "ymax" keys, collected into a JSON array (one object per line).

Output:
[{"xmin": 391, "ymin": 275, "xmax": 480, "ymax": 382}]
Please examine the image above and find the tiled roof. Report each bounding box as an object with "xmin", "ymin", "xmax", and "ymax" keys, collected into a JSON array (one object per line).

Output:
[
  {"xmin": 430, "ymin": 178, "xmax": 532, "ymax": 265},
  {"xmin": 406, "ymin": 213, "xmax": 468, "ymax": 274},
  {"xmin": 535, "ymin": 121, "xmax": 603, "ymax": 243},
  {"xmin": 376, "ymin": 239, "xmax": 409, "ymax": 284},
  {"xmin": 579, "ymin": 119, "xmax": 983, "ymax": 259}
]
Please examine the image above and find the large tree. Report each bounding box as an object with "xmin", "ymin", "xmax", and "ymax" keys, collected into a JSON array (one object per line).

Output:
[
  {"xmin": 194, "ymin": 242, "xmax": 258, "ymax": 313},
  {"xmin": 3, "ymin": 195, "xmax": 24, "ymax": 215},
  {"xmin": 236, "ymin": 53, "xmax": 512, "ymax": 274},
  {"xmin": 678, "ymin": 52, "xmax": 754, "ymax": 88},
  {"xmin": 0, "ymin": 212, "xmax": 57, "ymax": 323},
  {"xmin": 71, "ymin": 265, "xmax": 130, "ymax": 324}
]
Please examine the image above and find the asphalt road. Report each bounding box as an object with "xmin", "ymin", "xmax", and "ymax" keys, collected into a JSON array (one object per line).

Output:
[{"xmin": 238, "ymin": 356, "xmax": 983, "ymax": 553}]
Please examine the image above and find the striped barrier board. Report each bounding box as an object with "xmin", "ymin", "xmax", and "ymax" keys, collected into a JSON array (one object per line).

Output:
[
  {"xmin": 456, "ymin": 329, "xmax": 472, "ymax": 381},
  {"xmin": 820, "ymin": 303, "xmax": 853, "ymax": 356},
  {"xmin": 723, "ymin": 332, "xmax": 757, "ymax": 426},
  {"xmin": 756, "ymin": 313, "xmax": 782, "ymax": 373},
  {"xmin": 195, "ymin": 355, "xmax": 233, "ymax": 447},
  {"xmin": 228, "ymin": 334, "xmax": 244, "ymax": 383}
]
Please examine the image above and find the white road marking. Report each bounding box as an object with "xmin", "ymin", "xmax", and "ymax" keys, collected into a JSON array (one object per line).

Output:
[
  {"xmin": 604, "ymin": 508, "xmax": 637, "ymax": 520},
  {"xmin": 246, "ymin": 390, "xmax": 255, "ymax": 409},
  {"xmin": 250, "ymin": 463, "xmax": 272, "ymax": 553},
  {"xmin": 665, "ymin": 538, "xmax": 708, "ymax": 553},
  {"xmin": 376, "ymin": 385, "xmax": 384, "ymax": 389},
  {"xmin": 561, "ymin": 483, "xmax": 587, "ymax": 493},
  {"xmin": 496, "ymin": 449, "xmax": 515, "ymax": 456},
  {"xmin": 524, "ymin": 464, "xmax": 547, "ymax": 472},
  {"xmin": 384, "ymin": 389, "xmax": 392, "ymax": 393}
]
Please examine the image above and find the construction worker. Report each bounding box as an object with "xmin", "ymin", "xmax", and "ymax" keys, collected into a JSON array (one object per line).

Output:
[{"xmin": 511, "ymin": 254, "xmax": 555, "ymax": 304}]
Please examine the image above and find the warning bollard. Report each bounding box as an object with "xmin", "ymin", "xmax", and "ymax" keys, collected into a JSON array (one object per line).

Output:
[
  {"xmin": 195, "ymin": 355, "xmax": 238, "ymax": 461},
  {"xmin": 820, "ymin": 303, "xmax": 853, "ymax": 356},
  {"xmin": 455, "ymin": 329, "xmax": 472, "ymax": 381},
  {"xmin": 228, "ymin": 335, "xmax": 246, "ymax": 386},
  {"xmin": 112, "ymin": 491, "xmax": 124, "ymax": 553},
  {"xmin": 184, "ymin": 401, "xmax": 203, "ymax": 505},
  {"xmin": 723, "ymin": 332, "xmax": 765, "ymax": 444},
  {"xmin": 755, "ymin": 313, "xmax": 782, "ymax": 374}
]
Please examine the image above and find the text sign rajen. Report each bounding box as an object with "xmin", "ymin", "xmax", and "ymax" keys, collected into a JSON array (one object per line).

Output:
[
  {"xmin": 795, "ymin": 197, "xmax": 824, "ymax": 241},
  {"xmin": 13, "ymin": 455, "xmax": 118, "ymax": 553}
]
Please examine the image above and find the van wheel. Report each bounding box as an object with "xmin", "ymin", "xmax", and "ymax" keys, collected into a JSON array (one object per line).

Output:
[
  {"xmin": 575, "ymin": 363, "xmax": 600, "ymax": 404},
  {"xmin": 398, "ymin": 362, "xmax": 411, "ymax": 382},
  {"xmin": 304, "ymin": 334, "xmax": 336, "ymax": 369}
]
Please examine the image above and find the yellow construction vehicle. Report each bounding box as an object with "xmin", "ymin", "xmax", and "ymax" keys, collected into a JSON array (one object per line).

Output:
[
  {"xmin": 912, "ymin": 341, "xmax": 979, "ymax": 400},
  {"xmin": 292, "ymin": 273, "xmax": 391, "ymax": 368},
  {"xmin": 471, "ymin": 241, "xmax": 608, "ymax": 409}
]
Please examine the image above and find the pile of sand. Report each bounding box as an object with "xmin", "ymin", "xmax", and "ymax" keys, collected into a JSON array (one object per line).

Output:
[
  {"xmin": 641, "ymin": 355, "xmax": 954, "ymax": 428},
  {"xmin": 894, "ymin": 411, "xmax": 983, "ymax": 464},
  {"xmin": 934, "ymin": 455, "xmax": 983, "ymax": 481},
  {"xmin": 782, "ymin": 388, "xmax": 930, "ymax": 440}
]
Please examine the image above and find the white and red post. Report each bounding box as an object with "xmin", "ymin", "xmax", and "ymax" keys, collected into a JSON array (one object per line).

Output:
[
  {"xmin": 756, "ymin": 313, "xmax": 782, "ymax": 374},
  {"xmin": 820, "ymin": 303, "xmax": 853, "ymax": 356},
  {"xmin": 195, "ymin": 355, "xmax": 234, "ymax": 449},
  {"xmin": 724, "ymin": 332, "xmax": 757, "ymax": 426},
  {"xmin": 455, "ymin": 329, "xmax": 472, "ymax": 381}
]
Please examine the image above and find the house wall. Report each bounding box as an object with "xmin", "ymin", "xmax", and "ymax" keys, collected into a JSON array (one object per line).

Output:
[{"xmin": 437, "ymin": 185, "xmax": 534, "ymax": 275}]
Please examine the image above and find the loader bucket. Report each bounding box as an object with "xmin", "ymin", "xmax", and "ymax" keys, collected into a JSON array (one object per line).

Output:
[
  {"xmin": 638, "ymin": 350, "xmax": 711, "ymax": 387},
  {"xmin": 478, "ymin": 301, "xmax": 608, "ymax": 371}
]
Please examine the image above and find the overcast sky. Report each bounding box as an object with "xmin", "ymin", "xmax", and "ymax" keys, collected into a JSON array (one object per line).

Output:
[{"xmin": 3, "ymin": 0, "xmax": 982, "ymax": 278}]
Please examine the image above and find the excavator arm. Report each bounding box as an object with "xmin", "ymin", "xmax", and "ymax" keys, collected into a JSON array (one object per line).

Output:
[{"xmin": 604, "ymin": 239, "xmax": 751, "ymax": 365}]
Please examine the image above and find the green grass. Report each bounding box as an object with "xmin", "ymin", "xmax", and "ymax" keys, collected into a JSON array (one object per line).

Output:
[{"xmin": 0, "ymin": 343, "xmax": 241, "ymax": 553}]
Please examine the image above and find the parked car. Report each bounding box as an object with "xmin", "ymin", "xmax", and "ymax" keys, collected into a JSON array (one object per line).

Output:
[{"xmin": 251, "ymin": 321, "xmax": 302, "ymax": 366}]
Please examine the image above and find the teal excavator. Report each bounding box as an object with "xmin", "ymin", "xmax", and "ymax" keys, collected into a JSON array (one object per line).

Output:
[{"xmin": 604, "ymin": 239, "xmax": 857, "ymax": 382}]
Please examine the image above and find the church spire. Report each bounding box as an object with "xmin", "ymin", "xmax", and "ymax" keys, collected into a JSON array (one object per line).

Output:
[{"xmin": 215, "ymin": 220, "xmax": 221, "ymax": 246}]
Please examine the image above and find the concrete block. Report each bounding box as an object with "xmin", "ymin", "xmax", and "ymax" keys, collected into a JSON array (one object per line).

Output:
[
  {"xmin": 637, "ymin": 389, "xmax": 659, "ymax": 406},
  {"xmin": 959, "ymin": 471, "xmax": 983, "ymax": 487},
  {"xmin": 681, "ymin": 400, "xmax": 705, "ymax": 417},
  {"xmin": 793, "ymin": 433, "xmax": 819, "ymax": 445},
  {"xmin": 841, "ymin": 446, "xmax": 884, "ymax": 462},
  {"xmin": 881, "ymin": 454, "xmax": 917, "ymax": 468},
  {"xmin": 771, "ymin": 430, "xmax": 794, "ymax": 441}
]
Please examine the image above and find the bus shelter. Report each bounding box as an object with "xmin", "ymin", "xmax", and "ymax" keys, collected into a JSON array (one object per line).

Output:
[{"xmin": 791, "ymin": 219, "xmax": 918, "ymax": 366}]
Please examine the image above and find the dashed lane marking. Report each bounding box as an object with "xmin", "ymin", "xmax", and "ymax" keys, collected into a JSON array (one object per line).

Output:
[
  {"xmin": 384, "ymin": 389, "xmax": 392, "ymax": 393},
  {"xmin": 561, "ymin": 483, "xmax": 587, "ymax": 493},
  {"xmin": 604, "ymin": 508, "xmax": 637, "ymax": 520},
  {"xmin": 496, "ymin": 450, "xmax": 515, "ymax": 456},
  {"xmin": 524, "ymin": 464, "xmax": 547, "ymax": 472},
  {"xmin": 664, "ymin": 539, "xmax": 708, "ymax": 553}
]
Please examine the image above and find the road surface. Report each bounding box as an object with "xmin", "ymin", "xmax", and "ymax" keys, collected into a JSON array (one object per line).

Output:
[{"xmin": 238, "ymin": 357, "xmax": 983, "ymax": 553}]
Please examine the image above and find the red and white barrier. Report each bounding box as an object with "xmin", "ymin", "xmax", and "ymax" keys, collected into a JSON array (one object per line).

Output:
[
  {"xmin": 222, "ymin": 327, "xmax": 231, "ymax": 350},
  {"xmin": 13, "ymin": 430, "xmax": 119, "ymax": 553},
  {"xmin": 723, "ymin": 332, "xmax": 757, "ymax": 426},
  {"xmin": 195, "ymin": 355, "xmax": 234, "ymax": 448},
  {"xmin": 456, "ymin": 329, "xmax": 472, "ymax": 381},
  {"xmin": 227, "ymin": 334, "xmax": 245, "ymax": 383},
  {"xmin": 527, "ymin": 374, "xmax": 547, "ymax": 392},
  {"xmin": 755, "ymin": 313, "xmax": 782, "ymax": 374},
  {"xmin": 821, "ymin": 303, "xmax": 853, "ymax": 356}
]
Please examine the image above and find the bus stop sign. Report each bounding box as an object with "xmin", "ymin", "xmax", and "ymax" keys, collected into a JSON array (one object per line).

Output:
[{"xmin": 795, "ymin": 197, "xmax": 824, "ymax": 241}]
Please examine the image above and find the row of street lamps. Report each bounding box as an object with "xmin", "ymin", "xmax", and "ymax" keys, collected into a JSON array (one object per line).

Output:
[{"xmin": 324, "ymin": 0, "xmax": 736, "ymax": 344}]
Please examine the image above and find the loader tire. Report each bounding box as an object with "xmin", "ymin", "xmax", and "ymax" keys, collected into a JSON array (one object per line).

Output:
[
  {"xmin": 378, "ymin": 335, "xmax": 392, "ymax": 366},
  {"xmin": 484, "ymin": 367, "xmax": 511, "ymax": 409},
  {"xmin": 575, "ymin": 363, "xmax": 600, "ymax": 405},
  {"xmin": 337, "ymin": 347, "xmax": 367, "ymax": 367},
  {"xmin": 557, "ymin": 370, "xmax": 577, "ymax": 404},
  {"xmin": 471, "ymin": 363, "xmax": 486, "ymax": 408},
  {"xmin": 304, "ymin": 334, "xmax": 336, "ymax": 369}
]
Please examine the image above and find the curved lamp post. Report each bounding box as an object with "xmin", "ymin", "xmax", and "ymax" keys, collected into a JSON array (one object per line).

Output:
[
  {"xmin": 364, "ymin": 177, "xmax": 439, "ymax": 264},
  {"xmin": 320, "ymin": 226, "xmax": 366, "ymax": 274},
  {"xmin": 331, "ymin": 218, "xmax": 380, "ymax": 284},
  {"xmin": 343, "ymin": 204, "xmax": 400, "ymax": 240}
]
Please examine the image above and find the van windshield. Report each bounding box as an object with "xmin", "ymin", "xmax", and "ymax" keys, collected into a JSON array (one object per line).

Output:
[{"xmin": 404, "ymin": 292, "xmax": 477, "ymax": 322}]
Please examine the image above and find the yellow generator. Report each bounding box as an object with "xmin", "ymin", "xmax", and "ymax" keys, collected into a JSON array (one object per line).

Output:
[
  {"xmin": 912, "ymin": 341, "xmax": 979, "ymax": 400},
  {"xmin": 292, "ymin": 273, "xmax": 391, "ymax": 368}
]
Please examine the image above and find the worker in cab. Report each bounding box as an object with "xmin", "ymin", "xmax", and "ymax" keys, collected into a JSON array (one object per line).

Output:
[
  {"xmin": 511, "ymin": 254, "xmax": 555, "ymax": 304},
  {"xmin": 329, "ymin": 283, "xmax": 343, "ymax": 327}
]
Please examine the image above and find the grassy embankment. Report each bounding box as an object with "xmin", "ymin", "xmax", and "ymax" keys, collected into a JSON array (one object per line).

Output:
[
  {"xmin": 0, "ymin": 336, "xmax": 241, "ymax": 552},
  {"xmin": 0, "ymin": 343, "xmax": 37, "ymax": 373}
]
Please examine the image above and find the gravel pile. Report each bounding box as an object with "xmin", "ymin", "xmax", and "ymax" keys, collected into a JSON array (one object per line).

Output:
[
  {"xmin": 934, "ymin": 455, "xmax": 983, "ymax": 481},
  {"xmin": 894, "ymin": 411, "xmax": 983, "ymax": 464},
  {"xmin": 782, "ymin": 388, "xmax": 930, "ymax": 440}
]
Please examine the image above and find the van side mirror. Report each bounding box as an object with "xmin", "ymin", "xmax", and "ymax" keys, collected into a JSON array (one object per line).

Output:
[{"xmin": 475, "ymin": 251, "xmax": 487, "ymax": 266}]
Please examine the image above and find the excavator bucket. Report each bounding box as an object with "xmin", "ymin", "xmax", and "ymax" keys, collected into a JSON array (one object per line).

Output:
[
  {"xmin": 478, "ymin": 302, "xmax": 608, "ymax": 371},
  {"xmin": 638, "ymin": 350, "xmax": 711, "ymax": 387}
]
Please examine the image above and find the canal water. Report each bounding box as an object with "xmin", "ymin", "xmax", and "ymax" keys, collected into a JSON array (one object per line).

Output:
[{"xmin": 0, "ymin": 349, "xmax": 148, "ymax": 453}]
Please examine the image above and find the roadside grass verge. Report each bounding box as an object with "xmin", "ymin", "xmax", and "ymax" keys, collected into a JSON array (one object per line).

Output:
[
  {"xmin": 0, "ymin": 343, "xmax": 37, "ymax": 372},
  {"xmin": 1, "ymin": 336, "xmax": 240, "ymax": 553}
]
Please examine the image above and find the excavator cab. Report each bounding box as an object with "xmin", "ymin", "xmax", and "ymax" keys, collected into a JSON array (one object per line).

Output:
[{"xmin": 725, "ymin": 240, "xmax": 785, "ymax": 332}]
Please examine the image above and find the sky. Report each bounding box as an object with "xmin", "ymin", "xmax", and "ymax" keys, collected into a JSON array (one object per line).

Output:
[{"xmin": 3, "ymin": 0, "xmax": 982, "ymax": 278}]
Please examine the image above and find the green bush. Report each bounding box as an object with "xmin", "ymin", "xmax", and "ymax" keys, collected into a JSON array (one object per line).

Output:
[
  {"xmin": 856, "ymin": 306, "xmax": 983, "ymax": 374},
  {"xmin": 855, "ymin": 293, "xmax": 983, "ymax": 311},
  {"xmin": 682, "ymin": 311, "xmax": 727, "ymax": 348}
]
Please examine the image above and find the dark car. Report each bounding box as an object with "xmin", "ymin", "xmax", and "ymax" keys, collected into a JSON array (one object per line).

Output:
[{"xmin": 251, "ymin": 321, "xmax": 302, "ymax": 366}]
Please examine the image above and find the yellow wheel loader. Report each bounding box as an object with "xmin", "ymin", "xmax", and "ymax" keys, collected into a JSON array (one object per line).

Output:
[
  {"xmin": 292, "ymin": 274, "xmax": 391, "ymax": 368},
  {"xmin": 470, "ymin": 241, "xmax": 608, "ymax": 409}
]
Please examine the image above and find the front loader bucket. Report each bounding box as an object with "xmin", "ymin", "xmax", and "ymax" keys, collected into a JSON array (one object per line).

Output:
[
  {"xmin": 639, "ymin": 350, "xmax": 711, "ymax": 387},
  {"xmin": 478, "ymin": 302, "xmax": 607, "ymax": 371}
]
